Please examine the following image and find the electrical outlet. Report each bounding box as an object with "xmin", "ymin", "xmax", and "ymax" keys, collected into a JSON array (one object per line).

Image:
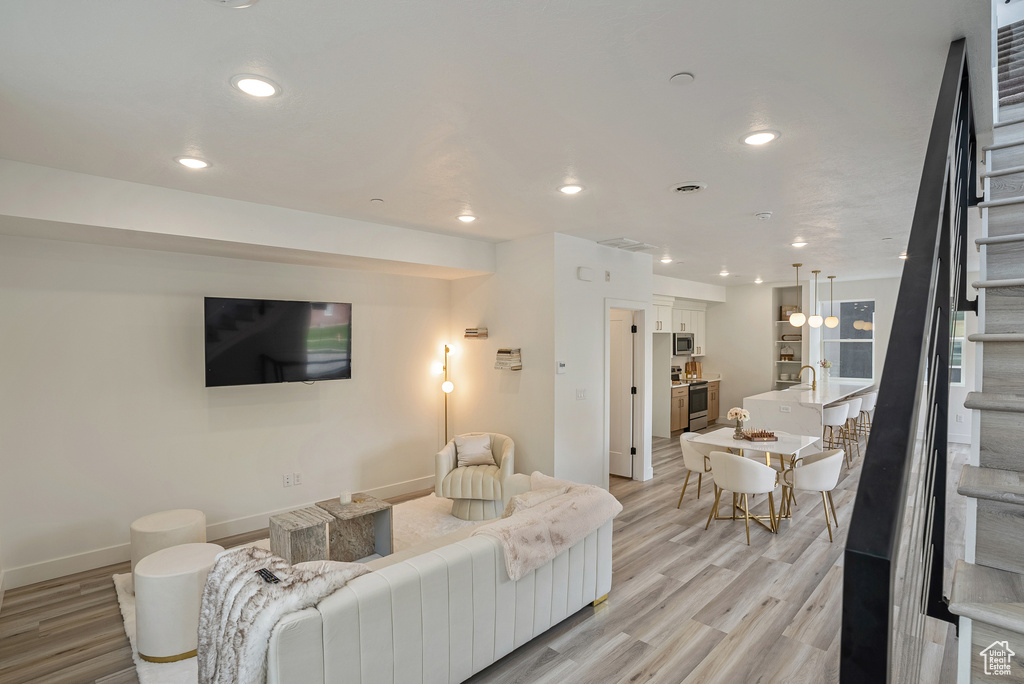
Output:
[
  {"xmin": 955, "ymin": 414, "xmax": 964, "ymax": 423},
  {"xmin": 283, "ymin": 473, "xmax": 294, "ymax": 487},
  {"xmin": 605, "ymin": 271, "xmax": 611, "ymax": 282},
  {"xmin": 780, "ymin": 405, "xmax": 792, "ymax": 413},
  {"xmin": 576, "ymin": 388, "xmax": 586, "ymax": 400},
  {"xmin": 294, "ymin": 472, "xmax": 303, "ymax": 485}
]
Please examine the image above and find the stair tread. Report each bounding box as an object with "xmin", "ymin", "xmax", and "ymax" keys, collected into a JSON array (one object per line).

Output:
[
  {"xmin": 977, "ymin": 233, "xmax": 1024, "ymax": 245},
  {"xmin": 969, "ymin": 333, "xmax": 1024, "ymax": 342},
  {"xmin": 959, "ymin": 465, "xmax": 1024, "ymax": 505},
  {"xmin": 973, "ymin": 278, "xmax": 1024, "ymax": 288},
  {"xmin": 966, "ymin": 392, "xmax": 1024, "ymax": 412},
  {"xmin": 949, "ymin": 560, "xmax": 1024, "ymax": 634}
]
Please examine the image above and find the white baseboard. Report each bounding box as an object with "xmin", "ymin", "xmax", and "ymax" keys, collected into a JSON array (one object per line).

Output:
[{"xmin": 3, "ymin": 474, "xmax": 434, "ymax": 591}]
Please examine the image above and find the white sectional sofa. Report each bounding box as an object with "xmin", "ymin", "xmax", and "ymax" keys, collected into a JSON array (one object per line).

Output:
[{"xmin": 265, "ymin": 517, "xmax": 613, "ymax": 684}]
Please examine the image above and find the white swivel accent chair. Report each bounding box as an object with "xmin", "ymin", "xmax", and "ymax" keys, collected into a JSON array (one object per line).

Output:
[
  {"xmin": 781, "ymin": 449, "xmax": 845, "ymax": 542},
  {"xmin": 705, "ymin": 451, "xmax": 779, "ymax": 545},
  {"xmin": 677, "ymin": 432, "xmax": 715, "ymax": 507},
  {"xmin": 435, "ymin": 432, "xmax": 514, "ymax": 521}
]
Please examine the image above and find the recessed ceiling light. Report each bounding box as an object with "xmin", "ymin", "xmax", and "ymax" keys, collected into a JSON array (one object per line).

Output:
[
  {"xmin": 370, "ymin": 198, "xmax": 384, "ymax": 203},
  {"xmin": 743, "ymin": 130, "xmax": 780, "ymax": 146},
  {"xmin": 669, "ymin": 72, "xmax": 695, "ymax": 85},
  {"xmin": 458, "ymin": 215, "xmax": 476, "ymax": 223},
  {"xmin": 231, "ymin": 75, "xmax": 280, "ymax": 97},
  {"xmin": 755, "ymin": 212, "xmax": 773, "ymax": 221},
  {"xmin": 560, "ymin": 185, "xmax": 583, "ymax": 195},
  {"xmin": 754, "ymin": 278, "xmax": 763, "ymax": 284},
  {"xmin": 791, "ymin": 241, "xmax": 808, "ymax": 248},
  {"xmin": 719, "ymin": 270, "xmax": 729, "ymax": 277},
  {"xmin": 899, "ymin": 252, "xmax": 908, "ymax": 260},
  {"xmin": 176, "ymin": 157, "xmax": 209, "ymax": 169},
  {"xmin": 660, "ymin": 257, "xmax": 673, "ymax": 264},
  {"xmin": 205, "ymin": 0, "xmax": 260, "ymax": 7}
]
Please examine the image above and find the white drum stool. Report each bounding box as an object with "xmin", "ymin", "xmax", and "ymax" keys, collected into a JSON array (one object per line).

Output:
[
  {"xmin": 134, "ymin": 542, "xmax": 224, "ymax": 662},
  {"xmin": 130, "ymin": 509, "xmax": 207, "ymax": 573}
]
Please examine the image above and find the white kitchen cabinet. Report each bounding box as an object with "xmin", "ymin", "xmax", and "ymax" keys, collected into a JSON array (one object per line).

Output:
[
  {"xmin": 654, "ymin": 304, "xmax": 673, "ymax": 333},
  {"xmin": 692, "ymin": 310, "xmax": 707, "ymax": 356},
  {"xmin": 671, "ymin": 308, "xmax": 692, "ymax": 333}
]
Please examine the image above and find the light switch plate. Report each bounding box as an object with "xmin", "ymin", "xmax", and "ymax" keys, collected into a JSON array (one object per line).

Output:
[{"xmin": 780, "ymin": 405, "xmax": 791, "ymax": 413}]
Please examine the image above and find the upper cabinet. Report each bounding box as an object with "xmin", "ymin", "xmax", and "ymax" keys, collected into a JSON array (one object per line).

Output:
[
  {"xmin": 653, "ymin": 302, "xmax": 673, "ymax": 333},
  {"xmin": 691, "ymin": 310, "xmax": 707, "ymax": 356},
  {"xmin": 671, "ymin": 308, "xmax": 691, "ymax": 333}
]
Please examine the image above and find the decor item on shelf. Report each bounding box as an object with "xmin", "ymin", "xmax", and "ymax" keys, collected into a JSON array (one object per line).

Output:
[
  {"xmin": 819, "ymin": 358, "xmax": 833, "ymax": 378},
  {"xmin": 788, "ymin": 264, "xmax": 806, "ymax": 326},
  {"xmin": 825, "ymin": 275, "xmax": 839, "ymax": 328},
  {"xmin": 808, "ymin": 270, "xmax": 823, "ymax": 328},
  {"xmin": 780, "ymin": 344, "xmax": 794, "ymax": 361},
  {"xmin": 494, "ymin": 348, "xmax": 522, "ymax": 371},
  {"xmin": 442, "ymin": 344, "xmax": 454, "ymax": 442},
  {"xmin": 780, "ymin": 305, "xmax": 799, "ymax": 321},
  {"xmin": 339, "ymin": 491, "xmax": 352, "ymax": 504},
  {"xmin": 727, "ymin": 407, "xmax": 750, "ymax": 439},
  {"xmin": 464, "ymin": 327, "xmax": 488, "ymax": 339},
  {"xmin": 742, "ymin": 429, "xmax": 778, "ymax": 442},
  {"xmin": 781, "ymin": 334, "xmax": 802, "ymax": 341}
]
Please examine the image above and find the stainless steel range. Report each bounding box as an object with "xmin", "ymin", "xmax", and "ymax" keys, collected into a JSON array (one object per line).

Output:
[{"xmin": 688, "ymin": 381, "xmax": 709, "ymax": 431}]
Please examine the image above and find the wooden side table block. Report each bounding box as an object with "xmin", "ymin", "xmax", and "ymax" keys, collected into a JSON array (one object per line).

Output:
[
  {"xmin": 269, "ymin": 506, "xmax": 333, "ymax": 564},
  {"xmin": 316, "ymin": 494, "xmax": 393, "ymax": 562}
]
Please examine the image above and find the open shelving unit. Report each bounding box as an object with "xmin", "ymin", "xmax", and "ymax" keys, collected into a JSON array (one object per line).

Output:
[{"xmin": 771, "ymin": 284, "xmax": 808, "ymax": 390}]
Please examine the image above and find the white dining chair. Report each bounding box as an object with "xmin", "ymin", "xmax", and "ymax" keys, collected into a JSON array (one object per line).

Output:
[
  {"xmin": 677, "ymin": 432, "xmax": 715, "ymax": 507},
  {"xmin": 705, "ymin": 451, "xmax": 779, "ymax": 545},
  {"xmin": 781, "ymin": 449, "xmax": 845, "ymax": 542}
]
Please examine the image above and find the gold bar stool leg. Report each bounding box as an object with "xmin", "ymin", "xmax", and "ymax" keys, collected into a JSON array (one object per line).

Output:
[
  {"xmin": 821, "ymin": 491, "xmax": 833, "ymax": 542},
  {"xmin": 677, "ymin": 471, "xmax": 691, "ymax": 508}
]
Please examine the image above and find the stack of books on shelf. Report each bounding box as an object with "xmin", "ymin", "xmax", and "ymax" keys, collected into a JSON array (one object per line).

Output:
[
  {"xmin": 494, "ymin": 348, "xmax": 522, "ymax": 371},
  {"xmin": 464, "ymin": 327, "xmax": 488, "ymax": 339}
]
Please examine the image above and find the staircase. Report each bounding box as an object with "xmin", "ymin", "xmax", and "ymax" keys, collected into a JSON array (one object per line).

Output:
[
  {"xmin": 948, "ymin": 119, "xmax": 1024, "ymax": 681},
  {"xmin": 999, "ymin": 19, "xmax": 1024, "ymax": 110}
]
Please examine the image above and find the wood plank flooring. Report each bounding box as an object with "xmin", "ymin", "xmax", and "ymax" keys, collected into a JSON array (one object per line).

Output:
[{"xmin": 0, "ymin": 443, "xmax": 960, "ymax": 683}]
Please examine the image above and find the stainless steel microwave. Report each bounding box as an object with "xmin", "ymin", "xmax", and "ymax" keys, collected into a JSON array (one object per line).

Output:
[{"xmin": 673, "ymin": 333, "xmax": 694, "ymax": 355}]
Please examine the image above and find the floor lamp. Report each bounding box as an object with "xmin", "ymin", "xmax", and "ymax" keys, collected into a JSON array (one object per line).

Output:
[{"xmin": 441, "ymin": 345, "xmax": 454, "ymax": 443}]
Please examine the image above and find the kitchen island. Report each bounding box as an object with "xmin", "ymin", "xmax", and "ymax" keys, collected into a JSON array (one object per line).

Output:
[{"xmin": 743, "ymin": 379, "xmax": 872, "ymax": 443}]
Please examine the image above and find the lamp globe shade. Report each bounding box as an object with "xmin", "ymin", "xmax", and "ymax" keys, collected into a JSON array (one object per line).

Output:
[
  {"xmin": 789, "ymin": 311, "xmax": 806, "ymax": 327},
  {"xmin": 441, "ymin": 380, "xmax": 454, "ymax": 394},
  {"xmin": 824, "ymin": 315, "xmax": 839, "ymax": 329},
  {"xmin": 808, "ymin": 314, "xmax": 823, "ymax": 328}
]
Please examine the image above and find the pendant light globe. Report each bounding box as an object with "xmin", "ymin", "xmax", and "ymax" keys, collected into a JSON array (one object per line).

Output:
[
  {"xmin": 824, "ymin": 315, "xmax": 839, "ymax": 328},
  {"xmin": 808, "ymin": 315, "xmax": 824, "ymax": 328},
  {"xmin": 824, "ymin": 275, "xmax": 839, "ymax": 329},
  {"xmin": 789, "ymin": 311, "xmax": 806, "ymax": 327}
]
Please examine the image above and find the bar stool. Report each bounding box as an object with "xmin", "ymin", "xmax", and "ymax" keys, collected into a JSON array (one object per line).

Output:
[
  {"xmin": 857, "ymin": 391, "xmax": 878, "ymax": 439},
  {"xmin": 839, "ymin": 397, "xmax": 863, "ymax": 463},
  {"xmin": 822, "ymin": 404, "xmax": 849, "ymax": 450}
]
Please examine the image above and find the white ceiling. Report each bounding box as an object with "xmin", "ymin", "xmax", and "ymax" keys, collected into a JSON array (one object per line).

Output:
[{"xmin": 0, "ymin": 0, "xmax": 991, "ymax": 284}]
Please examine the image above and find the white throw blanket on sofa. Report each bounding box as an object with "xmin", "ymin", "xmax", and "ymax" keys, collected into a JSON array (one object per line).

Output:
[
  {"xmin": 473, "ymin": 472, "xmax": 622, "ymax": 581},
  {"xmin": 198, "ymin": 546, "xmax": 369, "ymax": 684}
]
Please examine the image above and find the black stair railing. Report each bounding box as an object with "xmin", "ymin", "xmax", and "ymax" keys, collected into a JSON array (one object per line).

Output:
[{"xmin": 841, "ymin": 38, "xmax": 977, "ymax": 683}]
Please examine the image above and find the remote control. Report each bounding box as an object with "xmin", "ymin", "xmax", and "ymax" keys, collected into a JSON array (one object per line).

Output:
[{"xmin": 255, "ymin": 568, "xmax": 281, "ymax": 584}]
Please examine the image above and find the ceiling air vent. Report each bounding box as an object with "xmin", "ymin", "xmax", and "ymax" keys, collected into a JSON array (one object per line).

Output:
[
  {"xmin": 672, "ymin": 182, "xmax": 707, "ymax": 195},
  {"xmin": 204, "ymin": 0, "xmax": 260, "ymax": 7},
  {"xmin": 597, "ymin": 238, "xmax": 659, "ymax": 252}
]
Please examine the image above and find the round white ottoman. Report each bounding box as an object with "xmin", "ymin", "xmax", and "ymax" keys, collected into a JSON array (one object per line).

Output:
[
  {"xmin": 134, "ymin": 542, "xmax": 224, "ymax": 662},
  {"xmin": 130, "ymin": 509, "xmax": 206, "ymax": 573}
]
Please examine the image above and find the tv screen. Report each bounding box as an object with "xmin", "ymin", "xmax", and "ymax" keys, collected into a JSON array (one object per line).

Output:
[{"xmin": 205, "ymin": 297, "xmax": 352, "ymax": 387}]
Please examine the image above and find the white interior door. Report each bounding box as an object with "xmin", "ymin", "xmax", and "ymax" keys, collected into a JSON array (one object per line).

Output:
[{"xmin": 609, "ymin": 308, "xmax": 633, "ymax": 477}]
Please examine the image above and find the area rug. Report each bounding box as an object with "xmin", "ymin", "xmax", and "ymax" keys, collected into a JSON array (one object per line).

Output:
[{"xmin": 114, "ymin": 493, "xmax": 479, "ymax": 684}]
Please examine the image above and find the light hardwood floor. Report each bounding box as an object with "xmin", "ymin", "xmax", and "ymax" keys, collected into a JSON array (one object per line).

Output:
[{"xmin": 0, "ymin": 440, "xmax": 959, "ymax": 683}]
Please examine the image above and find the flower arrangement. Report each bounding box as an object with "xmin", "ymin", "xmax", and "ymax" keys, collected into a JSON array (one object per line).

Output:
[
  {"xmin": 727, "ymin": 407, "xmax": 750, "ymax": 422},
  {"xmin": 818, "ymin": 359, "xmax": 832, "ymax": 369},
  {"xmin": 727, "ymin": 407, "xmax": 750, "ymax": 439}
]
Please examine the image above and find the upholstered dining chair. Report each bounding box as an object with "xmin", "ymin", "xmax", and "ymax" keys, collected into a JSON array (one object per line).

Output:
[
  {"xmin": 677, "ymin": 432, "xmax": 715, "ymax": 507},
  {"xmin": 781, "ymin": 448, "xmax": 844, "ymax": 542},
  {"xmin": 705, "ymin": 451, "xmax": 779, "ymax": 545},
  {"xmin": 435, "ymin": 432, "xmax": 514, "ymax": 521}
]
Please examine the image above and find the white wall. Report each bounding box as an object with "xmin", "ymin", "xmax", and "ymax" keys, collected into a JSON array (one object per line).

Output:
[
  {"xmin": 652, "ymin": 275, "xmax": 727, "ymax": 302},
  {"xmin": 448, "ymin": 234, "xmax": 556, "ymax": 477},
  {"xmin": 552, "ymin": 234, "xmax": 654, "ymax": 486},
  {"xmin": 0, "ymin": 234, "xmax": 451, "ymax": 587},
  {"xmin": 703, "ymin": 284, "xmax": 775, "ymax": 414}
]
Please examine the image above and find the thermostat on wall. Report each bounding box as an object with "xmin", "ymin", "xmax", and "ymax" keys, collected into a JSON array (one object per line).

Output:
[{"xmin": 556, "ymin": 361, "xmax": 567, "ymax": 374}]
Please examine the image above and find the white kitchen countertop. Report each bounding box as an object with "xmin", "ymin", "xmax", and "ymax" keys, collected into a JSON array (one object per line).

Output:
[{"xmin": 744, "ymin": 379, "xmax": 871, "ymax": 407}]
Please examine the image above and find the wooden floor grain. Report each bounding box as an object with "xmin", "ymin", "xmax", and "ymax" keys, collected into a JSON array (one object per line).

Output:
[{"xmin": 0, "ymin": 443, "xmax": 957, "ymax": 684}]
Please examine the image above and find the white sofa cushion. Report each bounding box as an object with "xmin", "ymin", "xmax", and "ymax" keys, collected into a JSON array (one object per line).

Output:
[
  {"xmin": 440, "ymin": 464, "xmax": 502, "ymax": 500},
  {"xmin": 455, "ymin": 433, "xmax": 495, "ymax": 467}
]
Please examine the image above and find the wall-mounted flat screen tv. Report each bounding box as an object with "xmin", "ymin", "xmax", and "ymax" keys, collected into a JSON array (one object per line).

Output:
[{"xmin": 205, "ymin": 297, "xmax": 352, "ymax": 387}]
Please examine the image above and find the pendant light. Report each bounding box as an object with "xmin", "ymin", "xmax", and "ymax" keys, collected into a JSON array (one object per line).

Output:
[
  {"xmin": 825, "ymin": 275, "xmax": 839, "ymax": 328},
  {"xmin": 788, "ymin": 263, "xmax": 806, "ymax": 326},
  {"xmin": 808, "ymin": 270, "xmax": 823, "ymax": 328}
]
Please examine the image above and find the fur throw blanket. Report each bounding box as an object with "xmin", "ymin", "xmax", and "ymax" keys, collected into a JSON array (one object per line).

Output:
[
  {"xmin": 198, "ymin": 546, "xmax": 369, "ymax": 684},
  {"xmin": 473, "ymin": 472, "xmax": 622, "ymax": 581}
]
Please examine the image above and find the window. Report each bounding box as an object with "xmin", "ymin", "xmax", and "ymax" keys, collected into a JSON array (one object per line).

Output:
[
  {"xmin": 822, "ymin": 300, "xmax": 875, "ymax": 380},
  {"xmin": 950, "ymin": 311, "xmax": 965, "ymax": 386}
]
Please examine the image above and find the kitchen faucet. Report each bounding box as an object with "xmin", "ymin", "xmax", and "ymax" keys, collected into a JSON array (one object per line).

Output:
[{"xmin": 797, "ymin": 365, "xmax": 817, "ymax": 391}]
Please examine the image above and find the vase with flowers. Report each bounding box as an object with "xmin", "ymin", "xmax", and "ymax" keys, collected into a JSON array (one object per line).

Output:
[
  {"xmin": 819, "ymin": 358, "xmax": 833, "ymax": 378},
  {"xmin": 727, "ymin": 407, "xmax": 750, "ymax": 439}
]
